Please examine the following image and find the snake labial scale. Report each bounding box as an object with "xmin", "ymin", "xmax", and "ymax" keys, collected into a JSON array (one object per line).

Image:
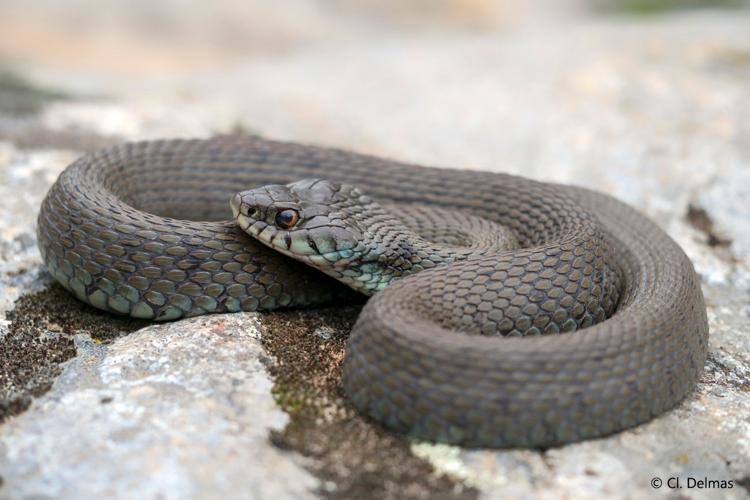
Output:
[{"xmin": 37, "ymin": 136, "xmax": 708, "ymax": 448}]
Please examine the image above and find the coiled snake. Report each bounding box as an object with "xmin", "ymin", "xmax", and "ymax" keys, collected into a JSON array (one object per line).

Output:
[{"xmin": 37, "ymin": 136, "xmax": 708, "ymax": 448}]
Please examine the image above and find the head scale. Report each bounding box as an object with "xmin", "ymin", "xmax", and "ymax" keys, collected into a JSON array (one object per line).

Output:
[{"xmin": 231, "ymin": 178, "xmax": 380, "ymax": 283}]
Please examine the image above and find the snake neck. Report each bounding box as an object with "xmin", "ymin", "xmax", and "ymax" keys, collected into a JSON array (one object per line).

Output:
[{"xmin": 340, "ymin": 206, "xmax": 473, "ymax": 295}]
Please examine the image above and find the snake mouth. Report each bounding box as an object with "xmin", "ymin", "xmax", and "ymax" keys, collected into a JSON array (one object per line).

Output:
[
  {"xmin": 230, "ymin": 193, "xmax": 242, "ymax": 219},
  {"xmin": 234, "ymin": 207, "xmax": 357, "ymax": 272},
  {"xmin": 239, "ymin": 216, "xmax": 271, "ymax": 241}
]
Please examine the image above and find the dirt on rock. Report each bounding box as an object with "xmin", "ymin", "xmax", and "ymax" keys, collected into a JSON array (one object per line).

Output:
[
  {"xmin": 262, "ymin": 306, "xmax": 478, "ymax": 500},
  {"xmin": 0, "ymin": 284, "xmax": 148, "ymax": 422}
]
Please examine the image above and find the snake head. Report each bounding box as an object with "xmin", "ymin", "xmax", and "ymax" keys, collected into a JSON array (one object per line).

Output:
[
  {"xmin": 233, "ymin": 178, "xmax": 412, "ymax": 295},
  {"xmin": 231, "ymin": 178, "xmax": 373, "ymax": 266}
]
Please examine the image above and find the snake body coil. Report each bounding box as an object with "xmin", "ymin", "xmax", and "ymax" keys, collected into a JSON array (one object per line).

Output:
[{"xmin": 37, "ymin": 136, "xmax": 708, "ymax": 448}]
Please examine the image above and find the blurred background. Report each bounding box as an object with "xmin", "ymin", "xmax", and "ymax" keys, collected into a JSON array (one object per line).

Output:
[
  {"xmin": 1, "ymin": 0, "xmax": 748, "ymax": 72},
  {"xmin": 0, "ymin": 0, "xmax": 748, "ymax": 263}
]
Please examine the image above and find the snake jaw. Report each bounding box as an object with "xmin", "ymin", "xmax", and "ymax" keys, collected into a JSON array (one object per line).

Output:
[
  {"xmin": 230, "ymin": 193, "xmax": 243, "ymax": 220},
  {"xmin": 233, "ymin": 180, "xmax": 362, "ymax": 258}
]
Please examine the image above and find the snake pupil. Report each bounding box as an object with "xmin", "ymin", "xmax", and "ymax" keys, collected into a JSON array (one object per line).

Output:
[{"xmin": 275, "ymin": 209, "xmax": 299, "ymax": 229}]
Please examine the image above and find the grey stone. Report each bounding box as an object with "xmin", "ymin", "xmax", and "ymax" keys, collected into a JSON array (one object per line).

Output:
[
  {"xmin": 0, "ymin": 145, "xmax": 71, "ymax": 318},
  {"xmin": 0, "ymin": 314, "xmax": 318, "ymax": 500}
]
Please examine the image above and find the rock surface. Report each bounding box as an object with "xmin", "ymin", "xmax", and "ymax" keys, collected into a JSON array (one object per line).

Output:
[
  {"xmin": 1, "ymin": 2, "xmax": 749, "ymax": 499},
  {"xmin": 0, "ymin": 314, "xmax": 318, "ymax": 499}
]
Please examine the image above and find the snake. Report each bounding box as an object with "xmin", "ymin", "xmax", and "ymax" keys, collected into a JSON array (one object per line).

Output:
[{"xmin": 37, "ymin": 136, "xmax": 708, "ymax": 448}]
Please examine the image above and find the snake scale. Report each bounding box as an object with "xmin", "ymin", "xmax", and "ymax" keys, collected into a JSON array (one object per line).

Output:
[{"xmin": 37, "ymin": 136, "xmax": 708, "ymax": 448}]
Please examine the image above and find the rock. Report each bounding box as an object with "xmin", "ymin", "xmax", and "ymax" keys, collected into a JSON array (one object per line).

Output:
[
  {"xmin": 1, "ymin": 3, "xmax": 749, "ymax": 499},
  {"xmin": 0, "ymin": 314, "xmax": 318, "ymax": 499}
]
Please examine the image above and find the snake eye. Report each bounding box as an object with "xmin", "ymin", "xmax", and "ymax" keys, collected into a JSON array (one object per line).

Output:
[{"xmin": 275, "ymin": 209, "xmax": 300, "ymax": 229}]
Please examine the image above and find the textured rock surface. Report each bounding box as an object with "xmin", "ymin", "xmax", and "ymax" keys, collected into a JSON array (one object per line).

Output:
[
  {"xmin": 1, "ymin": 2, "xmax": 749, "ymax": 499},
  {"xmin": 0, "ymin": 314, "xmax": 318, "ymax": 499}
]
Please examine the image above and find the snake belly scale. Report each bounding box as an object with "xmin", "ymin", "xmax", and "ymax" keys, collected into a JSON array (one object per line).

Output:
[{"xmin": 37, "ymin": 136, "xmax": 708, "ymax": 448}]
